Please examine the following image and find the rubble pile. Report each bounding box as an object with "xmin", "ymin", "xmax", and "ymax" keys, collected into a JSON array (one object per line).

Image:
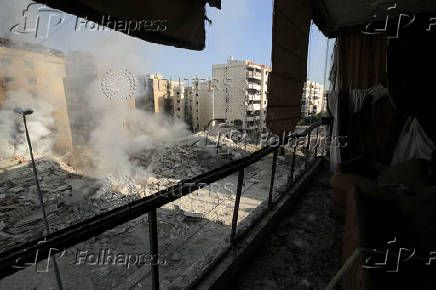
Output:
[
  {"xmin": 0, "ymin": 130, "xmax": 321, "ymax": 289},
  {"xmin": 151, "ymin": 144, "xmax": 205, "ymax": 179},
  {"xmin": 0, "ymin": 136, "xmax": 249, "ymax": 252},
  {"xmin": 0, "ymin": 158, "xmax": 103, "ymax": 252}
]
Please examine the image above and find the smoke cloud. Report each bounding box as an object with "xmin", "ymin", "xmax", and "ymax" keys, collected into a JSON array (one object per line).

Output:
[
  {"xmin": 0, "ymin": 90, "xmax": 55, "ymax": 158},
  {"xmin": 0, "ymin": 0, "xmax": 189, "ymax": 181}
]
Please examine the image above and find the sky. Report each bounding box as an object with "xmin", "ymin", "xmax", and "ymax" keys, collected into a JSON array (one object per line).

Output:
[{"xmin": 0, "ymin": 0, "xmax": 333, "ymax": 86}]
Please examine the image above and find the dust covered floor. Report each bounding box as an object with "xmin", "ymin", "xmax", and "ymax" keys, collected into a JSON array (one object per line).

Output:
[{"xmin": 235, "ymin": 163, "xmax": 344, "ymax": 290}]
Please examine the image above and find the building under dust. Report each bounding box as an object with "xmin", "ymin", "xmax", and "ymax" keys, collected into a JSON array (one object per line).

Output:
[{"xmin": 0, "ymin": 37, "xmax": 72, "ymax": 156}]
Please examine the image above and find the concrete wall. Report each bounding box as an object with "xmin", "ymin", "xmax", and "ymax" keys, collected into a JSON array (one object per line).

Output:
[{"xmin": 0, "ymin": 44, "xmax": 72, "ymax": 155}]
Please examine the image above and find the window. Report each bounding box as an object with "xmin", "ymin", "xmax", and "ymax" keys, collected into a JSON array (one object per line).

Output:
[
  {"xmin": 24, "ymin": 61, "xmax": 34, "ymax": 68},
  {"xmin": 4, "ymin": 76, "xmax": 14, "ymax": 82},
  {"xmin": 176, "ymin": 100, "xmax": 180, "ymax": 104},
  {"xmin": 177, "ymin": 108, "xmax": 180, "ymax": 111},
  {"xmin": 195, "ymin": 93, "xmax": 198, "ymax": 96},
  {"xmin": 196, "ymin": 101, "xmax": 198, "ymax": 105},
  {"xmin": 28, "ymin": 78, "xmax": 37, "ymax": 85},
  {"xmin": 0, "ymin": 58, "xmax": 11, "ymax": 69}
]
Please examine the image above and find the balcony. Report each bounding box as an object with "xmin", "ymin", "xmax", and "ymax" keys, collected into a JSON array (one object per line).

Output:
[
  {"xmin": 247, "ymin": 82, "xmax": 261, "ymax": 91},
  {"xmin": 247, "ymin": 70, "xmax": 262, "ymax": 80},
  {"xmin": 246, "ymin": 103, "xmax": 261, "ymax": 111},
  {"xmin": 247, "ymin": 92, "xmax": 261, "ymax": 101},
  {"xmin": 245, "ymin": 115, "xmax": 261, "ymax": 122}
]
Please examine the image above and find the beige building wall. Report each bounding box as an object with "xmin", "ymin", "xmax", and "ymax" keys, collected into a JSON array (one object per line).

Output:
[
  {"xmin": 0, "ymin": 42, "xmax": 72, "ymax": 155},
  {"xmin": 147, "ymin": 74, "xmax": 213, "ymax": 132},
  {"xmin": 147, "ymin": 74, "xmax": 183, "ymax": 116},
  {"xmin": 185, "ymin": 79, "xmax": 213, "ymax": 131},
  {"xmin": 172, "ymin": 85, "xmax": 185, "ymax": 121}
]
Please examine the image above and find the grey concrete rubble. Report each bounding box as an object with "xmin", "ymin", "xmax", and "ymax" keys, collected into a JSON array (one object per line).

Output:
[{"xmin": 0, "ymin": 132, "xmax": 311, "ymax": 289}]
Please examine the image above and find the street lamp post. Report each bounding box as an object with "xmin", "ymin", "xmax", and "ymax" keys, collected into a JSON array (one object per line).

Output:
[{"xmin": 13, "ymin": 107, "xmax": 63, "ymax": 290}]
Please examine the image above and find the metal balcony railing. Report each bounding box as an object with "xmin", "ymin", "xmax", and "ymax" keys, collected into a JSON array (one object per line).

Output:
[{"xmin": 0, "ymin": 122, "xmax": 324, "ymax": 290}]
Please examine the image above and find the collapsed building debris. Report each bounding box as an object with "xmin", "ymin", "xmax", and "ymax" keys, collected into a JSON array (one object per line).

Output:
[{"xmin": 0, "ymin": 129, "xmax": 314, "ymax": 288}]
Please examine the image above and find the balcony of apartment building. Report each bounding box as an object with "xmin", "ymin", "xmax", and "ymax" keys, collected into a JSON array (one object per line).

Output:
[
  {"xmin": 246, "ymin": 68, "xmax": 262, "ymax": 80},
  {"xmin": 245, "ymin": 110, "xmax": 261, "ymax": 122},
  {"xmin": 246, "ymin": 88, "xmax": 262, "ymax": 101},
  {"xmin": 245, "ymin": 110, "xmax": 260, "ymax": 122},
  {"xmin": 247, "ymin": 82, "xmax": 261, "ymax": 92},
  {"xmin": 246, "ymin": 102, "xmax": 261, "ymax": 111}
]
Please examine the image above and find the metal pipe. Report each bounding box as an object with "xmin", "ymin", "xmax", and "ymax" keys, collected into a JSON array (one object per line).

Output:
[
  {"xmin": 305, "ymin": 131, "xmax": 311, "ymax": 170},
  {"xmin": 290, "ymin": 143, "xmax": 297, "ymax": 183},
  {"xmin": 230, "ymin": 169, "xmax": 244, "ymax": 250},
  {"xmin": 216, "ymin": 132, "xmax": 221, "ymax": 155},
  {"xmin": 268, "ymin": 147, "xmax": 278, "ymax": 208},
  {"xmin": 314, "ymin": 127, "xmax": 320, "ymax": 157},
  {"xmin": 148, "ymin": 209, "xmax": 159, "ymax": 290}
]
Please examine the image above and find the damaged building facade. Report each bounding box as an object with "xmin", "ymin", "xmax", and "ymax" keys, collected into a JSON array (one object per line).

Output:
[{"xmin": 0, "ymin": 38, "xmax": 72, "ymax": 158}]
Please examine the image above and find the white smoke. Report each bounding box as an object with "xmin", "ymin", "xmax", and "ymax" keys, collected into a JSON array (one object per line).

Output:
[
  {"xmin": 0, "ymin": 90, "xmax": 55, "ymax": 158},
  {"xmin": 62, "ymin": 29, "xmax": 190, "ymax": 179},
  {"xmin": 87, "ymin": 101, "xmax": 188, "ymax": 178},
  {"xmin": 0, "ymin": 0, "xmax": 190, "ymax": 181}
]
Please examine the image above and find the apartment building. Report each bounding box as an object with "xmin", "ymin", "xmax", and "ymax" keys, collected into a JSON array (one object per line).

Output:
[
  {"xmin": 146, "ymin": 57, "xmax": 271, "ymax": 134},
  {"xmin": 0, "ymin": 37, "xmax": 72, "ymax": 156},
  {"xmin": 145, "ymin": 74, "xmax": 186, "ymax": 119},
  {"xmin": 212, "ymin": 57, "xmax": 271, "ymax": 134},
  {"xmin": 145, "ymin": 74, "xmax": 213, "ymax": 131},
  {"xmin": 301, "ymin": 80, "xmax": 324, "ymax": 117},
  {"xmin": 184, "ymin": 78, "xmax": 213, "ymax": 132}
]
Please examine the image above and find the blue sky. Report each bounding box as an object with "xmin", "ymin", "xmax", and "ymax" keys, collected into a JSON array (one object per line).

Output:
[{"xmin": 1, "ymin": 0, "xmax": 333, "ymax": 86}]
